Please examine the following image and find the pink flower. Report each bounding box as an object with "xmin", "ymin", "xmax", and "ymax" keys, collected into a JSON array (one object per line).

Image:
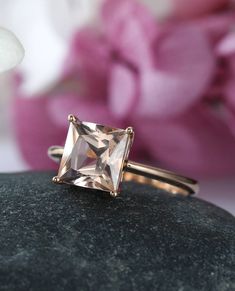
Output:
[
  {"xmin": 215, "ymin": 29, "xmax": 235, "ymax": 138},
  {"xmin": 63, "ymin": 28, "xmax": 110, "ymax": 101},
  {"xmin": 103, "ymin": 0, "xmax": 215, "ymax": 119},
  {"xmin": 13, "ymin": 91, "xmax": 64, "ymax": 170},
  {"xmin": 133, "ymin": 106, "xmax": 235, "ymax": 178},
  {"xmin": 13, "ymin": 0, "xmax": 235, "ymax": 178},
  {"xmin": 171, "ymin": 0, "xmax": 229, "ymax": 19}
]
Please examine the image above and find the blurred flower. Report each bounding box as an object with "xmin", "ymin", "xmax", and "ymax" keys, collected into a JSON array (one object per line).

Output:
[
  {"xmin": 169, "ymin": 0, "xmax": 229, "ymax": 19},
  {"xmin": 139, "ymin": 0, "xmax": 229, "ymax": 20},
  {"xmin": 12, "ymin": 0, "xmax": 235, "ymax": 178},
  {"xmin": 216, "ymin": 29, "xmax": 235, "ymax": 138},
  {"xmin": 0, "ymin": 27, "xmax": 24, "ymax": 73}
]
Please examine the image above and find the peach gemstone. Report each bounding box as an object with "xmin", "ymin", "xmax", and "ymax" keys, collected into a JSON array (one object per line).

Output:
[{"xmin": 57, "ymin": 121, "xmax": 132, "ymax": 193}]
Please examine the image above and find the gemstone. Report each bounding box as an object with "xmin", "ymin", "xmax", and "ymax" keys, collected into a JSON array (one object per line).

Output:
[{"xmin": 57, "ymin": 120, "xmax": 133, "ymax": 193}]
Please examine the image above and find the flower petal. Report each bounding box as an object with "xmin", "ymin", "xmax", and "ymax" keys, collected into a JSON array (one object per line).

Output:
[
  {"xmin": 172, "ymin": 0, "xmax": 228, "ymax": 19},
  {"xmin": 64, "ymin": 28, "xmax": 110, "ymax": 100},
  {"xmin": 13, "ymin": 95, "xmax": 64, "ymax": 170},
  {"xmin": 195, "ymin": 13, "xmax": 235, "ymax": 45},
  {"xmin": 48, "ymin": 94, "xmax": 121, "ymax": 128},
  {"xmin": 102, "ymin": 0, "xmax": 157, "ymax": 69},
  {"xmin": 134, "ymin": 106, "xmax": 235, "ymax": 178},
  {"xmin": 137, "ymin": 24, "xmax": 215, "ymax": 118},
  {"xmin": 0, "ymin": 28, "xmax": 24, "ymax": 73},
  {"xmin": 109, "ymin": 64, "xmax": 138, "ymax": 118},
  {"xmin": 225, "ymin": 108, "xmax": 235, "ymax": 140},
  {"xmin": 217, "ymin": 32, "xmax": 235, "ymax": 56},
  {"xmin": 224, "ymin": 56, "xmax": 235, "ymax": 109}
]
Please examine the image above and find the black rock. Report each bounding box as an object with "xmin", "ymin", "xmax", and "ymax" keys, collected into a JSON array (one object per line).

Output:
[{"xmin": 0, "ymin": 172, "xmax": 234, "ymax": 291}]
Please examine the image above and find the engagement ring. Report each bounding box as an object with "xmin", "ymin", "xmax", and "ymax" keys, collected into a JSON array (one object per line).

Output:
[{"xmin": 48, "ymin": 114, "xmax": 199, "ymax": 197}]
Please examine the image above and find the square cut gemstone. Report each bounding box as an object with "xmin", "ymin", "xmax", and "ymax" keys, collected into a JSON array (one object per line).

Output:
[{"xmin": 57, "ymin": 120, "xmax": 132, "ymax": 193}]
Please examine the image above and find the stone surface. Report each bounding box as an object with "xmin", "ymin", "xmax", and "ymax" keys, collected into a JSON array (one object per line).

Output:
[
  {"xmin": 57, "ymin": 121, "xmax": 132, "ymax": 193},
  {"xmin": 0, "ymin": 172, "xmax": 234, "ymax": 291}
]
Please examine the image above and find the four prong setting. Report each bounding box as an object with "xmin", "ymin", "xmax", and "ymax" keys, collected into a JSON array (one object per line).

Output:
[{"xmin": 54, "ymin": 114, "xmax": 134, "ymax": 197}]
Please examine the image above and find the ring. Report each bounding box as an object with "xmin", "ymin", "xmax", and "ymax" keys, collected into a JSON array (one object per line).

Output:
[{"xmin": 48, "ymin": 114, "xmax": 199, "ymax": 197}]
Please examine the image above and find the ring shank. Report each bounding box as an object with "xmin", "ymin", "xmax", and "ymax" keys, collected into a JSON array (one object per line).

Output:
[
  {"xmin": 48, "ymin": 146, "xmax": 198, "ymax": 196},
  {"xmin": 124, "ymin": 161, "xmax": 198, "ymax": 196}
]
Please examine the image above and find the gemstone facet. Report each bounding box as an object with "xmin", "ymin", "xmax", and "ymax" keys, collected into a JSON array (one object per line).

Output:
[{"xmin": 57, "ymin": 119, "xmax": 133, "ymax": 193}]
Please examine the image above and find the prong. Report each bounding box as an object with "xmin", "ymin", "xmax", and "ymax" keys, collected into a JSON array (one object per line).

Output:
[
  {"xmin": 126, "ymin": 127, "xmax": 134, "ymax": 137},
  {"xmin": 110, "ymin": 191, "xmax": 119, "ymax": 198},
  {"xmin": 68, "ymin": 114, "xmax": 78, "ymax": 123},
  {"xmin": 52, "ymin": 176, "xmax": 62, "ymax": 184}
]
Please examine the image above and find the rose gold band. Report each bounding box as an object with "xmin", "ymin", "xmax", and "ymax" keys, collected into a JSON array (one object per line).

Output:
[
  {"xmin": 124, "ymin": 161, "xmax": 198, "ymax": 196},
  {"xmin": 48, "ymin": 146, "xmax": 199, "ymax": 196}
]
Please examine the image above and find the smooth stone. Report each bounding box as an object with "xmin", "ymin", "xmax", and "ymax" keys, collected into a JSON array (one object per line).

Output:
[{"xmin": 0, "ymin": 172, "xmax": 234, "ymax": 291}]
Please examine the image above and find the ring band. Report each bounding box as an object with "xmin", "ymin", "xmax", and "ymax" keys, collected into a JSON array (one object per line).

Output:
[{"xmin": 48, "ymin": 114, "xmax": 199, "ymax": 197}]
